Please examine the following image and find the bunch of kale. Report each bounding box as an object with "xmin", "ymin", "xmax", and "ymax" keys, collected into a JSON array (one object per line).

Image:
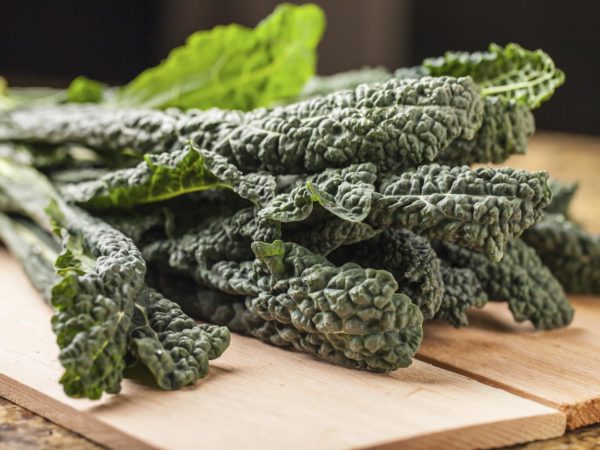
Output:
[{"xmin": 1, "ymin": 36, "xmax": 596, "ymax": 400}]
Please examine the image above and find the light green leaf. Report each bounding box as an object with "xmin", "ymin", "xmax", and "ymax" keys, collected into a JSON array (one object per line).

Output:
[
  {"xmin": 117, "ymin": 3, "xmax": 325, "ymax": 110},
  {"xmin": 67, "ymin": 76, "xmax": 104, "ymax": 103}
]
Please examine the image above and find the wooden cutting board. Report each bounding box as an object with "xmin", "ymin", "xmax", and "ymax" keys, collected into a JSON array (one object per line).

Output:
[
  {"xmin": 0, "ymin": 251, "xmax": 565, "ymax": 450},
  {"xmin": 419, "ymin": 298, "xmax": 600, "ymax": 429}
]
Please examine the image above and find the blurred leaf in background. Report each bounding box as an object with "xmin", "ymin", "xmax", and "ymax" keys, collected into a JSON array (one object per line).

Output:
[{"xmin": 70, "ymin": 3, "xmax": 325, "ymax": 111}]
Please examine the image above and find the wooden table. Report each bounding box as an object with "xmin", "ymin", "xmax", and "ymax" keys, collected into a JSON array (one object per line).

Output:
[{"xmin": 0, "ymin": 132, "xmax": 599, "ymax": 449}]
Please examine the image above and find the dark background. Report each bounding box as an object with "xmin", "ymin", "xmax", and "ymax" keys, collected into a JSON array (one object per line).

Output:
[{"xmin": 1, "ymin": 0, "xmax": 598, "ymax": 134}]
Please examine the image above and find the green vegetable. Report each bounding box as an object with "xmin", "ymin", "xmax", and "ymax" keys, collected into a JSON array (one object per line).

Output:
[
  {"xmin": 67, "ymin": 76, "xmax": 105, "ymax": 104},
  {"xmin": 0, "ymin": 76, "xmax": 484, "ymax": 174},
  {"xmin": 60, "ymin": 144, "xmax": 276, "ymax": 208},
  {"xmin": 133, "ymin": 209, "xmax": 423, "ymax": 371},
  {"xmin": 0, "ymin": 159, "xmax": 229, "ymax": 398},
  {"xmin": 260, "ymin": 163, "xmax": 377, "ymax": 223},
  {"xmin": 435, "ymin": 97, "xmax": 535, "ymax": 166},
  {"xmin": 300, "ymin": 43, "xmax": 562, "ymax": 167},
  {"xmin": 330, "ymin": 229, "xmax": 444, "ymax": 319},
  {"xmin": 248, "ymin": 240, "xmax": 424, "ymax": 371},
  {"xmin": 423, "ymin": 43, "xmax": 565, "ymax": 108},
  {"xmin": 545, "ymin": 179, "xmax": 579, "ymax": 216},
  {"xmin": 371, "ymin": 165, "xmax": 551, "ymax": 261},
  {"xmin": 434, "ymin": 239, "xmax": 574, "ymax": 330},
  {"xmin": 0, "ymin": 18, "xmax": 580, "ymax": 393},
  {"xmin": 434, "ymin": 266, "xmax": 488, "ymax": 327},
  {"xmin": 259, "ymin": 163, "xmax": 551, "ymax": 262},
  {"xmin": 117, "ymin": 3, "xmax": 325, "ymax": 111},
  {"xmin": 523, "ymin": 214, "xmax": 600, "ymax": 295},
  {"xmin": 128, "ymin": 288, "xmax": 230, "ymax": 389}
]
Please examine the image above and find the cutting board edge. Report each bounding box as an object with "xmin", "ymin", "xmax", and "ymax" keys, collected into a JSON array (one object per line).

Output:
[
  {"xmin": 415, "ymin": 352, "xmax": 600, "ymax": 431},
  {"xmin": 0, "ymin": 374, "xmax": 156, "ymax": 450},
  {"xmin": 365, "ymin": 411, "xmax": 565, "ymax": 450}
]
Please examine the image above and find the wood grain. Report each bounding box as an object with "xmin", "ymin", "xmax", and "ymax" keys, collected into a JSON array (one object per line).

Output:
[
  {"xmin": 419, "ymin": 132, "xmax": 600, "ymax": 430},
  {"xmin": 419, "ymin": 300, "xmax": 600, "ymax": 429},
  {"xmin": 0, "ymin": 252, "xmax": 564, "ymax": 450}
]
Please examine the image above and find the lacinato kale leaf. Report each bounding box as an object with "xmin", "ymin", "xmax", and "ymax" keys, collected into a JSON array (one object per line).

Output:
[
  {"xmin": 423, "ymin": 43, "xmax": 565, "ymax": 108},
  {"xmin": 60, "ymin": 144, "xmax": 276, "ymax": 208},
  {"xmin": 372, "ymin": 165, "xmax": 551, "ymax": 261},
  {"xmin": 128, "ymin": 288, "xmax": 230, "ymax": 389},
  {"xmin": 434, "ymin": 239, "xmax": 574, "ymax": 330},
  {"xmin": 523, "ymin": 214, "xmax": 600, "ymax": 295},
  {"xmin": 434, "ymin": 266, "xmax": 488, "ymax": 327},
  {"xmin": 260, "ymin": 162, "xmax": 551, "ymax": 262},
  {"xmin": 249, "ymin": 240, "xmax": 424, "ymax": 371},
  {"xmin": 0, "ymin": 159, "xmax": 229, "ymax": 398},
  {"xmin": 435, "ymin": 97, "xmax": 535, "ymax": 166},
  {"xmin": 330, "ymin": 228, "xmax": 444, "ymax": 320},
  {"xmin": 0, "ymin": 76, "xmax": 484, "ymax": 174},
  {"xmin": 260, "ymin": 163, "xmax": 377, "ymax": 223}
]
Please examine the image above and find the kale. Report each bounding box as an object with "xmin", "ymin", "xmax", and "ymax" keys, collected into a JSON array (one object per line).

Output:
[
  {"xmin": 248, "ymin": 240, "xmax": 424, "ymax": 371},
  {"xmin": 0, "ymin": 159, "xmax": 229, "ymax": 398},
  {"xmin": 434, "ymin": 239, "xmax": 574, "ymax": 330},
  {"xmin": 523, "ymin": 214, "xmax": 600, "ymax": 295},
  {"xmin": 435, "ymin": 97, "xmax": 534, "ymax": 166},
  {"xmin": 1, "ymin": 29, "xmax": 585, "ymax": 397},
  {"xmin": 0, "ymin": 76, "xmax": 484, "ymax": 174},
  {"xmin": 128, "ymin": 287, "xmax": 230, "ymax": 389},
  {"xmin": 138, "ymin": 223, "xmax": 424, "ymax": 371},
  {"xmin": 370, "ymin": 165, "xmax": 551, "ymax": 261},
  {"xmin": 329, "ymin": 229, "xmax": 444, "ymax": 320},
  {"xmin": 422, "ymin": 43, "xmax": 565, "ymax": 108},
  {"xmin": 545, "ymin": 179, "xmax": 579, "ymax": 216},
  {"xmin": 434, "ymin": 266, "xmax": 488, "ymax": 327},
  {"xmin": 261, "ymin": 162, "xmax": 551, "ymax": 262},
  {"xmin": 60, "ymin": 144, "xmax": 276, "ymax": 209}
]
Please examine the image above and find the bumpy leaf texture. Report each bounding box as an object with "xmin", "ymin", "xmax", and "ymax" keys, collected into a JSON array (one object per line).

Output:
[
  {"xmin": 260, "ymin": 163, "xmax": 551, "ymax": 262},
  {"xmin": 435, "ymin": 97, "xmax": 535, "ymax": 166},
  {"xmin": 140, "ymin": 207, "xmax": 280, "ymax": 295},
  {"xmin": 46, "ymin": 202, "xmax": 145, "ymax": 399},
  {"xmin": 545, "ymin": 179, "xmax": 579, "ymax": 216},
  {"xmin": 142, "ymin": 227, "xmax": 424, "ymax": 371},
  {"xmin": 434, "ymin": 266, "xmax": 488, "ymax": 327},
  {"xmin": 128, "ymin": 288, "xmax": 230, "ymax": 389},
  {"xmin": 0, "ymin": 76, "xmax": 484, "ymax": 174},
  {"xmin": 249, "ymin": 240, "xmax": 424, "ymax": 371},
  {"xmin": 523, "ymin": 214, "xmax": 600, "ymax": 295},
  {"xmin": 434, "ymin": 239, "xmax": 574, "ymax": 330},
  {"xmin": 60, "ymin": 144, "xmax": 276, "ymax": 208},
  {"xmin": 260, "ymin": 163, "xmax": 377, "ymax": 223},
  {"xmin": 329, "ymin": 229, "xmax": 444, "ymax": 319},
  {"xmin": 0, "ymin": 159, "xmax": 230, "ymax": 398},
  {"xmin": 117, "ymin": 4, "xmax": 325, "ymax": 110},
  {"xmin": 371, "ymin": 165, "xmax": 551, "ymax": 261},
  {"xmin": 423, "ymin": 43, "xmax": 565, "ymax": 109}
]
